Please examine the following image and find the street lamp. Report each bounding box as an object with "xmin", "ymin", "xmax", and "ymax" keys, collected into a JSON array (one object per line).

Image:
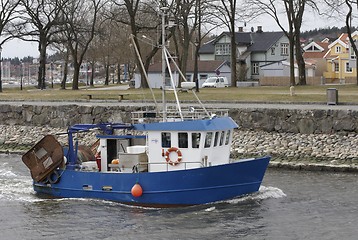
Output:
[
  {"xmin": 0, "ymin": 46, "xmax": 2, "ymax": 93},
  {"xmin": 20, "ymin": 61, "xmax": 23, "ymax": 90}
]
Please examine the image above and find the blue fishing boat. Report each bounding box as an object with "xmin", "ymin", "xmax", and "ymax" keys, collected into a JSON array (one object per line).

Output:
[{"xmin": 22, "ymin": 5, "xmax": 270, "ymax": 207}]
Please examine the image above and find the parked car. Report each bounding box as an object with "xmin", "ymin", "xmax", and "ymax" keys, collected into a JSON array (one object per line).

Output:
[{"xmin": 202, "ymin": 76, "xmax": 228, "ymax": 88}]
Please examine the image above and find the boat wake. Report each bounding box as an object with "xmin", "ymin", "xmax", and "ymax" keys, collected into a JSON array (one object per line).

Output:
[
  {"xmin": 224, "ymin": 186, "xmax": 286, "ymax": 205},
  {"xmin": 0, "ymin": 161, "xmax": 41, "ymax": 203}
]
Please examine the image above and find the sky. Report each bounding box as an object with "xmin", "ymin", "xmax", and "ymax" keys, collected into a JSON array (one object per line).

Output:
[{"xmin": 0, "ymin": 12, "xmax": 349, "ymax": 59}]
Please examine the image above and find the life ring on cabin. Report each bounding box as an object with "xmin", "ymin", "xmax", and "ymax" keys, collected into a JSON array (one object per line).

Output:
[
  {"xmin": 165, "ymin": 147, "xmax": 182, "ymax": 166},
  {"xmin": 47, "ymin": 170, "xmax": 60, "ymax": 184}
]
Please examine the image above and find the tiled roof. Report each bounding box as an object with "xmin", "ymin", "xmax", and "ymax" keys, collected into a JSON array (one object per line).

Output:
[
  {"xmin": 303, "ymin": 51, "xmax": 327, "ymax": 58},
  {"xmin": 249, "ymin": 32, "xmax": 285, "ymax": 51},
  {"xmin": 303, "ymin": 41, "xmax": 330, "ymax": 59},
  {"xmin": 199, "ymin": 31, "xmax": 285, "ymax": 54}
]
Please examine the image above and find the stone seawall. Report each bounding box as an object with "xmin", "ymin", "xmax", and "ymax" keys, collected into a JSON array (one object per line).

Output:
[
  {"xmin": 1, "ymin": 103, "xmax": 358, "ymax": 172},
  {"xmin": 1, "ymin": 103, "xmax": 358, "ymax": 134}
]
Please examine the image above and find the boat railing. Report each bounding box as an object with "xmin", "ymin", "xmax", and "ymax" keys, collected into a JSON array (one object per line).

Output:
[
  {"xmin": 134, "ymin": 161, "xmax": 204, "ymax": 172},
  {"xmin": 131, "ymin": 108, "xmax": 229, "ymax": 124}
]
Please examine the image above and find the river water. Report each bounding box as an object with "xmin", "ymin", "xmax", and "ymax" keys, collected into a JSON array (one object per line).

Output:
[{"xmin": 1, "ymin": 153, "xmax": 357, "ymax": 240}]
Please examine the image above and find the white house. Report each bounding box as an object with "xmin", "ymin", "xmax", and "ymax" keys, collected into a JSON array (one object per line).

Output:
[
  {"xmin": 199, "ymin": 27, "xmax": 290, "ymax": 81},
  {"xmin": 134, "ymin": 60, "xmax": 231, "ymax": 88}
]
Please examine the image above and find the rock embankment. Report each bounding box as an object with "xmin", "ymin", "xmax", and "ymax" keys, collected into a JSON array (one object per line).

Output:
[
  {"xmin": 1, "ymin": 125, "xmax": 358, "ymax": 171},
  {"xmin": 231, "ymin": 130, "xmax": 358, "ymax": 171}
]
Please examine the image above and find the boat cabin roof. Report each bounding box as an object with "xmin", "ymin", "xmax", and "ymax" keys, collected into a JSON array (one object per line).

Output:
[{"xmin": 133, "ymin": 117, "xmax": 238, "ymax": 132}]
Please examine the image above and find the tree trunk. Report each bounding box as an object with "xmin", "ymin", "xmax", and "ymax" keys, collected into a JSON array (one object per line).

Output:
[
  {"xmin": 345, "ymin": 0, "xmax": 358, "ymax": 85},
  {"xmin": 117, "ymin": 63, "xmax": 121, "ymax": 84},
  {"xmin": 72, "ymin": 62, "xmax": 80, "ymax": 90},
  {"xmin": 90, "ymin": 61, "xmax": 95, "ymax": 87},
  {"xmin": 289, "ymin": 33, "xmax": 295, "ymax": 86},
  {"xmin": 38, "ymin": 38, "xmax": 47, "ymax": 89},
  {"xmin": 61, "ymin": 50, "xmax": 69, "ymax": 90},
  {"xmin": 105, "ymin": 63, "xmax": 109, "ymax": 85},
  {"xmin": 295, "ymin": 36, "xmax": 306, "ymax": 85}
]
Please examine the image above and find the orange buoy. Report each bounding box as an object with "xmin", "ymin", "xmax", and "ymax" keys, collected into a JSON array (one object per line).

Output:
[
  {"xmin": 111, "ymin": 159, "xmax": 119, "ymax": 164},
  {"xmin": 131, "ymin": 183, "xmax": 143, "ymax": 197}
]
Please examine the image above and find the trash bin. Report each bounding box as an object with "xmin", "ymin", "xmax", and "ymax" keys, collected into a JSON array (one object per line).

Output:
[
  {"xmin": 327, "ymin": 88, "xmax": 338, "ymax": 105},
  {"xmin": 129, "ymin": 79, "xmax": 135, "ymax": 89}
]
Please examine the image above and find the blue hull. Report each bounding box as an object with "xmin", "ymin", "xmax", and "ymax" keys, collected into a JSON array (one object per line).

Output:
[{"xmin": 34, "ymin": 156, "xmax": 270, "ymax": 206}]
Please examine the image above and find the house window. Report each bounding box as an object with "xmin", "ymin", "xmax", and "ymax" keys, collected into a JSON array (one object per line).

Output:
[
  {"xmin": 350, "ymin": 47, "xmax": 356, "ymax": 59},
  {"xmin": 252, "ymin": 62, "xmax": 259, "ymax": 75},
  {"xmin": 346, "ymin": 62, "xmax": 352, "ymax": 73},
  {"xmin": 281, "ymin": 43, "xmax": 289, "ymax": 56},
  {"xmin": 271, "ymin": 47, "xmax": 275, "ymax": 55},
  {"xmin": 334, "ymin": 62, "xmax": 339, "ymax": 72},
  {"xmin": 215, "ymin": 44, "xmax": 231, "ymax": 55},
  {"xmin": 178, "ymin": 132, "xmax": 188, "ymax": 148},
  {"xmin": 199, "ymin": 74, "xmax": 208, "ymax": 81},
  {"xmin": 161, "ymin": 132, "xmax": 171, "ymax": 148},
  {"xmin": 186, "ymin": 75, "xmax": 192, "ymax": 81},
  {"xmin": 335, "ymin": 46, "xmax": 342, "ymax": 53}
]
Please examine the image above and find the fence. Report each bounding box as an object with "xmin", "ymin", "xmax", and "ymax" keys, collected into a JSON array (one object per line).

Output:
[{"xmin": 260, "ymin": 76, "xmax": 323, "ymax": 86}]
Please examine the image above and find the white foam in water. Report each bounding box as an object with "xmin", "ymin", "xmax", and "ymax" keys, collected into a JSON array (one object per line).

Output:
[
  {"xmin": 204, "ymin": 206, "xmax": 216, "ymax": 212},
  {"xmin": 0, "ymin": 161, "xmax": 43, "ymax": 203},
  {"xmin": 257, "ymin": 186, "xmax": 286, "ymax": 199},
  {"xmin": 225, "ymin": 185, "xmax": 286, "ymax": 204}
]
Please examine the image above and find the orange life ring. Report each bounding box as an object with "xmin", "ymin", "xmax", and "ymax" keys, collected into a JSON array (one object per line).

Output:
[{"xmin": 165, "ymin": 147, "xmax": 182, "ymax": 166}]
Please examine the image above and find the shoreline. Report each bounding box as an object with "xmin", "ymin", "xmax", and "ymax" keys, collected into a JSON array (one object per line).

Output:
[{"xmin": 1, "ymin": 125, "xmax": 357, "ymax": 173}]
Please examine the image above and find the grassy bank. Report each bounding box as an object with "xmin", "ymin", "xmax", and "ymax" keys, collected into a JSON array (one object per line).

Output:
[{"xmin": 0, "ymin": 83, "xmax": 358, "ymax": 103}]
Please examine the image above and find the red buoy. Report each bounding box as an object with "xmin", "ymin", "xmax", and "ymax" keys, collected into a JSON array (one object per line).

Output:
[{"xmin": 131, "ymin": 183, "xmax": 143, "ymax": 197}]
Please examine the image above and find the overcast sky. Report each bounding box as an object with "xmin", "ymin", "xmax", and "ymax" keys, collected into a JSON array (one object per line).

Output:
[{"xmin": 1, "ymin": 12, "xmax": 349, "ymax": 59}]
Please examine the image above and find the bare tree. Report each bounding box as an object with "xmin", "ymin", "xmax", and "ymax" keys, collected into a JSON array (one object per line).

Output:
[
  {"xmin": 108, "ymin": 0, "xmax": 161, "ymax": 88},
  {"xmin": 62, "ymin": 0, "xmax": 103, "ymax": 90},
  {"xmin": 215, "ymin": 0, "xmax": 239, "ymax": 87},
  {"xmin": 247, "ymin": 0, "xmax": 318, "ymax": 86},
  {"xmin": 18, "ymin": 0, "xmax": 68, "ymax": 89},
  {"xmin": 345, "ymin": 0, "xmax": 358, "ymax": 85},
  {"xmin": 0, "ymin": 0, "xmax": 21, "ymax": 92}
]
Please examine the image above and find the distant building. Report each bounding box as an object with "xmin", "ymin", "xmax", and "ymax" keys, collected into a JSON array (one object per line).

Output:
[
  {"xmin": 198, "ymin": 27, "xmax": 290, "ymax": 82},
  {"xmin": 323, "ymin": 32, "xmax": 358, "ymax": 83},
  {"xmin": 303, "ymin": 40, "xmax": 330, "ymax": 77},
  {"xmin": 134, "ymin": 60, "xmax": 231, "ymax": 89}
]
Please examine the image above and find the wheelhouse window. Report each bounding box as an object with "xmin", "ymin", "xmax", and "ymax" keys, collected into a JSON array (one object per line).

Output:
[
  {"xmin": 161, "ymin": 132, "xmax": 171, "ymax": 148},
  {"xmin": 219, "ymin": 131, "xmax": 225, "ymax": 146},
  {"xmin": 214, "ymin": 132, "xmax": 219, "ymax": 147},
  {"xmin": 204, "ymin": 132, "xmax": 213, "ymax": 148},
  {"xmin": 225, "ymin": 130, "xmax": 231, "ymax": 145},
  {"xmin": 191, "ymin": 133, "xmax": 201, "ymax": 148},
  {"xmin": 178, "ymin": 132, "xmax": 188, "ymax": 148}
]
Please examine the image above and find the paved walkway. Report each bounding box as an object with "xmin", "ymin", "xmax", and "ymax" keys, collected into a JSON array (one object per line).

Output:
[{"xmin": 1, "ymin": 100, "xmax": 358, "ymax": 111}]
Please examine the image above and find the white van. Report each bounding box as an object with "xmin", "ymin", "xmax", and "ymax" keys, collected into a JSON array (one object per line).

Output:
[{"xmin": 202, "ymin": 76, "xmax": 229, "ymax": 88}]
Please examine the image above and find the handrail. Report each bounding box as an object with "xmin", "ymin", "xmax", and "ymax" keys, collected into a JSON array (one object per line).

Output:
[{"xmin": 133, "ymin": 161, "xmax": 204, "ymax": 172}]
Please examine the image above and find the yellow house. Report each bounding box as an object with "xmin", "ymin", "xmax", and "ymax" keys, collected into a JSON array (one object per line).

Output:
[{"xmin": 323, "ymin": 32, "xmax": 357, "ymax": 83}]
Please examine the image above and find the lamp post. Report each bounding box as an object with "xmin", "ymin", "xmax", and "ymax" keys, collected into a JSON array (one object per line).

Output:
[
  {"xmin": 20, "ymin": 61, "xmax": 23, "ymax": 90},
  {"xmin": 193, "ymin": 39, "xmax": 200, "ymax": 92},
  {"xmin": 0, "ymin": 46, "xmax": 2, "ymax": 93}
]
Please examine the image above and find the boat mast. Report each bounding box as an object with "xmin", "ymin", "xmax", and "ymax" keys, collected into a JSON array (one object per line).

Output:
[{"xmin": 161, "ymin": 5, "xmax": 168, "ymax": 122}]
